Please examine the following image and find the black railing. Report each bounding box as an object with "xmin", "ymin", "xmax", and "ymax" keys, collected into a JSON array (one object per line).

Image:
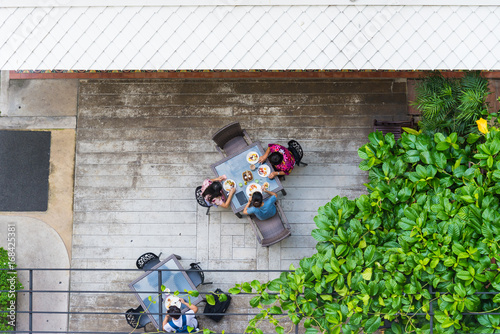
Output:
[
  {"xmin": 1, "ymin": 268, "xmax": 500, "ymax": 334},
  {"xmin": 0, "ymin": 267, "xmax": 298, "ymax": 334}
]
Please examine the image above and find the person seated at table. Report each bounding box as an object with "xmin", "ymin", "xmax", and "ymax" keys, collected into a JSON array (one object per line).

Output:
[
  {"xmin": 243, "ymin": 187, "xmax": 278, "ymax": 220},
  {"xmin": 201, "ymin": 175, "xmax": 236, "ymax": 209},
  {"xmin": 258, "ymin": 143, "xmax": 295, "ymax": 179},
  {"xmin": 162, "ymin": 298, "xmax": 198, "ymax": 333}
]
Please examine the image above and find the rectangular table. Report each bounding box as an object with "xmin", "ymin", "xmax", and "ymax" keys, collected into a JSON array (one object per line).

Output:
[
  {"xmin": 210, "ymin": 141, "xmax": 284, "ymax": 217},
  {"xmin": 129, "ymin": 254, "xmax": 202, "ymax": 329}
]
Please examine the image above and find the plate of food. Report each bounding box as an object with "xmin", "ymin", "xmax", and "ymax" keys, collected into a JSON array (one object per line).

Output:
[
  {"xmin": 257, "ymin": 164, "xmax": 271, "ymax": 177},
  {"xmin": 223, "ymin": 179, "xmax": 236, "ymax": 191},
  {"xmin": 246, "ymin": 151, "xmax": 259, "ymax": 164},
  {"xmin": 164, "ymin": 294, "xmax": 181, "ymax": 309},
  {"xmin": 246, "ymin": 182, "xmax": 262, "ymax": 197}
]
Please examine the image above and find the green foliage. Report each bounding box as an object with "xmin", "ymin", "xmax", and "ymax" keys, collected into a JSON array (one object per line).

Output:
[
  {"xmin": 412, "ymin": 71, "xmax": 491, "ymax": 136},
  {"xmin": 231, "ymin": 129, "xmax": 500, "ymax": 334},
  {"xmin": 0, "ymin": 247, "xmax": 22, "ymax": 331}
]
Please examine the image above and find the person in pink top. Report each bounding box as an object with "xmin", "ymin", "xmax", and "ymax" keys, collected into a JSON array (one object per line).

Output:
[
  {"xmin": 258, "ymin": 143, "xmax": 295, "ymax": 179},
  {"xmin": 201, "ymin": 175, "xmax": 235, "ymax": 208}
]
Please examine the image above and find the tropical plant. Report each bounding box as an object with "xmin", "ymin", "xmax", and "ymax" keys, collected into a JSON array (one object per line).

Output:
[
  {"xmin": 0, "ymin": 247, "xmax": 23, "ymax": 331},
  {"xmin": 412, "ymin": 71, "xmax": 491, "ymax": 136},
  {"xmin": 230, "ymin": 127, "xmax": 500, "ymax": 334}
]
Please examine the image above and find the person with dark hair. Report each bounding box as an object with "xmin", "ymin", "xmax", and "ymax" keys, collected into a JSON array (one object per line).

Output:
[
  {"xmin": 162, "ymin": 298, "xmax": 198, "ymax": 332},
  {"xmin": 201, "ymin": 175, "xmax": 235, "ymax": 208},
  {"xmin": 243, "ymin": 186, "xmax": 278, "ymax": 220},
  {"xmin": 258, "ymin": 143, "xmax": 295, "ymax": 179}
]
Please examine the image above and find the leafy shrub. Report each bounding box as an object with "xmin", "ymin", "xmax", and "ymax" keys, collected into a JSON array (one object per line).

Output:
[
  {"xmin": 412, "ymin": 71, "xmax": 491, "ymax": 136},
  {"xmin": 0, "ymin": 247, "xmax": 22, "ymax": 331},
  {"xmin": 231, "ymin": 128, "xmax": 500, "ymax": 334}
]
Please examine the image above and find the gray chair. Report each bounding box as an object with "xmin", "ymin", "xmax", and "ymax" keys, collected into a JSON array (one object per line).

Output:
[
  {"xmin": 247, "ymin": 201, "xmax": 291, "ymax": 247},
  {"xmin": 186, "ymin": 262, "xmax": 213, "ymax": 287},
  {"xmin": 212, "ymin": 122, "xmax": 252, "ymax": 156}
]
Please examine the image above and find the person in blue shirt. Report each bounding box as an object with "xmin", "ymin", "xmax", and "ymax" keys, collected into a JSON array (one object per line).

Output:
[{"xmin": 243, "ymin": 187, "xmax": 278, "ymax": 220}]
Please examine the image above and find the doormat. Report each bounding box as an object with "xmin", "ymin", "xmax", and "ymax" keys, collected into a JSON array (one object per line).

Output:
[{"xmin": 0, "ymin": 130, "xmax": 51, "ymax": 211}]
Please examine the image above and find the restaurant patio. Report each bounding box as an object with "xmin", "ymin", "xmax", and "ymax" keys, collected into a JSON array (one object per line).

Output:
[{"xmin": 66, "ymin": 77, "xmax": 411, "ymax": 332}]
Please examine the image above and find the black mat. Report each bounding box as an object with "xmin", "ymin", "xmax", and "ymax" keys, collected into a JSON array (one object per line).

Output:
[{"xmin": 0, "ymin": 130, "xmax": 51, "ymax": 211}]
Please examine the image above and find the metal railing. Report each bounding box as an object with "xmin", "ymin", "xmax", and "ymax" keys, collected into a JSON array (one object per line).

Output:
[
  {"xmin": 0, "ymin": 267, "xmax": 298, "ymax": 334},
  {"xmin": 1, "ymin": 267, "xmax": 500, "ymax": 334}
]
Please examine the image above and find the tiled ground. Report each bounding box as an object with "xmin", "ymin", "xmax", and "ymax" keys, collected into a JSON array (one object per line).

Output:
[{"xmin": 69, "ymin": 78, "xmax": 409, "ymax": 332}]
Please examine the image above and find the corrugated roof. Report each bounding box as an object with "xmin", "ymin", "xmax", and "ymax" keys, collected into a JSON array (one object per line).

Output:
[{"xmin": 1, "ymin": 4, "xmax": 499, "ymax": 70}]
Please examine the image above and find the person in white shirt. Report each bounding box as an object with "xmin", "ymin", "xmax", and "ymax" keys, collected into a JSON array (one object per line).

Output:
[{"xmin": 162, "ymin": 298, "xmax": 198, "ymax": 332}]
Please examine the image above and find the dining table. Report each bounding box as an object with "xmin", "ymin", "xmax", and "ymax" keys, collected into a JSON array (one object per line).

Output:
[
  {"xmin": 128, "ymin": 254, "xmax": 202, "ymax": 329},
  {"xmin": 210, "ymin": 141, "xmax": 284, "ymax": 218}
]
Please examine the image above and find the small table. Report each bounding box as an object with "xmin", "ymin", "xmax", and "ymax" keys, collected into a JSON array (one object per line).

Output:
[
  {"xmin": 129, "ymin": 255, "xmax": 202, "ymax": 329},
  {"xmin": 210, "ymin": 141, "xmax": 284, "ymax": 217}
]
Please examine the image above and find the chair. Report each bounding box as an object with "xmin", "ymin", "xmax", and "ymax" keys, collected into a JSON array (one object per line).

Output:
[
  {"xmin": 136, "ymin": 252, "xmax": 162, "ymax": 271},
  {"xmin": 373, "ymin": 119, "xmax": 414, "ymax": 141},
  {"xmin": 212, "ymin": 122, "xmax": 252, "ymax": 156},
  {"xmin": 125, "ymin": 305, "xmax": 151, "ymax": 329},
  {"xmin": 288, "ymin": 140, "xmax": 308, "ymax": 166},
  {"xmin": 136, "ymin": 252, "xmax": 182, "ymax": 271},
  {"xmin": 247, "ymin": 201, "xmax": 291, "ymax": 247},
  {"xmin": 186, "ymin": 262, "xmax": 213, "ymax": 287},
  {"xmin": 196, "ymin": 186, "xmax": 212, "ymax": 215}
]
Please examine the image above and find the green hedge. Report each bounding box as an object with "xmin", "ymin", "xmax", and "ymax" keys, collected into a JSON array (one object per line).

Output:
[{"xmin": 230, "ymin": 127, "xmax": 500, "ymax": 334}]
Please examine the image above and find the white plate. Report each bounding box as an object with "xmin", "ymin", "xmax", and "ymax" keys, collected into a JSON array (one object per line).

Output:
[
  {"xmin": 246, "ymin": 182, "xmax": 262, "ymax": 197},
  {"xmin": 164, "ymin": 294, "xmax": 181, "ymax": 309},
  {"xmin": 223, "ymin": 179, "xmax": 236, "ymax": 191},
  {"xmin": 257, "ymin": 164, "xmax": 271, "ymax": 177},
  {"xmin": 246, "ymin": 151, "xmax": 259, "ymax": 164}
]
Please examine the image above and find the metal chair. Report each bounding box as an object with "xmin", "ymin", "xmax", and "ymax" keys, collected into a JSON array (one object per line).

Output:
[
  {"xmin": 212, "ymin": 122, "xmax": 252, "ymax": 156},
  {"xmin": 195, "ymin": 186, "xmax": 212, "ymax": 215},
  {"xmin": 136, "ymin": 252, "xmax": 182, "ymax": 271},
  {"xmin": 125, "ymin": 305, "xmax": 151, "ymax": 329},
  {"xmin": 287, "ymin": 140, "xmax": 308, "ymax": 166},
  {"xmin": 136, "ymin": 252, "xmax": 162, "ymax": 271},
  {"xmin": 186, "ymin": 262, "xmax": 213, "ymax": 287},
  {"xmin": 247, "ymin": 201, "xmax": 291, "ymax": 247},
  {"xmin": 373, "ymin": 119, "xmax": 414, "ymax": 141}
]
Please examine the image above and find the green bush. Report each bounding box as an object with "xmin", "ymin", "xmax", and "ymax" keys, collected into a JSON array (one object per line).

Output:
[
  {"xmin": 411, "ymin": 71, "xmax": 491, "ymax": 136},
  {"xmin": 0, "ymin": 247, "xmax": 22, "ymax": 331},
  {"xmin": 231, "ymin": 127, "xmax": 500, "ymax": 334}
]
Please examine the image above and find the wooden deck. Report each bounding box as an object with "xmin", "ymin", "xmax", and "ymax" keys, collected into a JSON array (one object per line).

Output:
[{"xmin": 70, "ymin": 78, "xmax": 409, "ymax": 332}]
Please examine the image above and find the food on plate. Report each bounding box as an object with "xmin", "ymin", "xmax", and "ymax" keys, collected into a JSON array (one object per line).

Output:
[
  {"xmin": 223, "ymin": 179, "xmax": 236, "ymax": 191},
  {"xmin": 248, "ymin": 184, "xmax": 258, "ymax": 194},
  {"xmin": 263, "ymin": 182, "xmax": 270, "ymax": 190},
  {"xmin": 258, "ymin": 165, "xmax": 270, "ymax": 177},
  {"xmin": 246, "ymin": 182, "xmax": 262, "ymax": 196},
  {"xmin": 165, "ymin": 295, "xmax": 181, "ymax": 308},
  {"xmin": 246, "ymin": 152, "xmax": 259, "ymax": 163}
]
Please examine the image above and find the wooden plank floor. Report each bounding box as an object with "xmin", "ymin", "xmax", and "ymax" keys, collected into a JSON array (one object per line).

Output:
[{"xmin": 70, "ymin": 78, "xmax": 409, "ymax": 332}]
